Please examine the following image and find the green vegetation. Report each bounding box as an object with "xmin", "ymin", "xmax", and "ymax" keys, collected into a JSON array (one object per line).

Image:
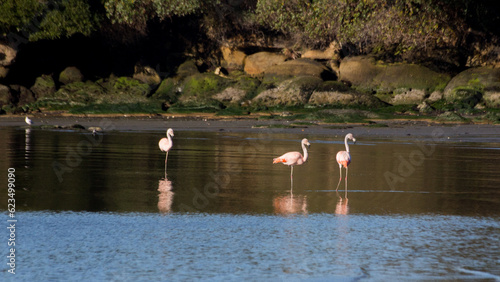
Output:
[{"xmin": 2, "ymin": 0, "xmax": 498, "ymax": 65}]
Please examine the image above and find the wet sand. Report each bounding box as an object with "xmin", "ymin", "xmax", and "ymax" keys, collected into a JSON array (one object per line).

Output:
[{"xmin": 1, "ymin": 113, "xmax": 499, "ymax": 142}]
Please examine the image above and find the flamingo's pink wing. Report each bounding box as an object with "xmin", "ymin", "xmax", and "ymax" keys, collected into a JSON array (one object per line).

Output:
[
  {"xmin": 336, "ymin": 151, "xmax": 351, "ymax": 168},
  {"xmin": 273, "ymin": 151, "xmax": 302, "ymax": 165},
  {"xmin": 159, "ymin": 138, "xmax": 171, "ymax": 152}
]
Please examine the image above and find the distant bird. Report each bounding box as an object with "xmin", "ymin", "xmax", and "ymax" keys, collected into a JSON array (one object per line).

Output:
[
  {"xmin": 25, "ymin": 116, "xmax": 32, "ymax": 126},
  {"xmin": 158, "ymin": 128, "xmax": 174, "ymax": 176},
  {"xmin": 273, "ymin": 138, "xmax": 310, "ymax": 188},
  {"xmin": 336, "ymin": 133, "xmax": 356, "ymax": 191}
]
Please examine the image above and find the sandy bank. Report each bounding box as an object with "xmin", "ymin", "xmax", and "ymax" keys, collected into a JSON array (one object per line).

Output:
[{"xmin": 1, "ymin": 113, "xmax": 499, "ymax": 143}]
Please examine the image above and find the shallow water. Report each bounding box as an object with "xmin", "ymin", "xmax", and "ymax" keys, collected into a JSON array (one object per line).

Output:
[{"xmin": 1, "ymin": 127, "xmax": 499, "ymax": 280}]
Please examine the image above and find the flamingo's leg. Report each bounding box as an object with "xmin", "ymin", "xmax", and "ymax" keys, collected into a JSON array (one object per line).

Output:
[
  {"xmin": 336, "ymin": 164, "xmax": 342, "ymax": 191},
  {"xmin": 345, "ymin": 166, "xmax": 348, "ymax": 194},
  {"xmin": 164, "ymin": 151, "xmax": 168, "ymax": 178}
]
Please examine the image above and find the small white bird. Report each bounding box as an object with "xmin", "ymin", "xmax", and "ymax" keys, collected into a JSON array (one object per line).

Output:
[
  {"xmin": 159, "ymin": 128, "xmax": 175, "ymax": 177},
  {"xmin": 25, "ymin": 116, "xmax": 33, "ymax": 125}
]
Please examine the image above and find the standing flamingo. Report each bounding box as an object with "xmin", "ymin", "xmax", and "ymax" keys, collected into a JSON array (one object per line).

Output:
[
  {"xmin": 336, "ymin": 133, "xmax": 356, "ymax": 191},
  {"xmin": 273, "ymin": 138, "xmax": 310, "ymax": 189},
  {"xmin": 159, "ymin": 128, "xmax": 174, "ymax": 177}
]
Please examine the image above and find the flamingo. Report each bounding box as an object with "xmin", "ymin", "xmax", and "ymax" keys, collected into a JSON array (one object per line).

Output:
[
  {"xmin": 336, "ymin": 133, "xmax": 356, "ymax": 191},
  {"xmin": 159, "ymin": 128, "xmax": 174, "ymax": 177},
  {"xmin": 273, "ymin": 138, "xmax": 310, "ymax": 188},
  {"xmin": 25, "ymin": 116, "xmax": 32, "ymax": 125}
]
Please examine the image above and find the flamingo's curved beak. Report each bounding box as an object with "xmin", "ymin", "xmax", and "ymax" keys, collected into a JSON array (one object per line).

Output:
[{"xmin": 353, "ymin": 138, "xmax": 356, "ymax": 144}]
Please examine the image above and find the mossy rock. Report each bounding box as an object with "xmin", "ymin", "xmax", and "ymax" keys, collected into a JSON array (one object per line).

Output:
[
  {"xmin": 109, "ymin": 77, "xmax": 151, "ymax": 97},
  {"xmin": 253, "ymin": 76, "xmax": 322, "ymax": 106},
  {"xmin": 133, "ymin": 65, "xmax": 161, "ymax": 87},
  {"xmin": 436, "ymin": 111, "xmax": 468, "ymax": 122},
  {"xmin": 213, "ymin": 87, "xmax": 247, "ymax": 105},
  {"xmin": 51, "ymin": 81, "xmax": 106, "ymax": 105},
  {"xmin": 483, "ymin": 90, "xmax": 500, "ymax": 108},
  {"xmin": 339, "ymin": 56, "xmax": 450, "ymax": 93},
  {"xmin": 374, "ymin": 64, "xmax": 450, "ymax": 93},
  {"xmin": 309, "ymin": 81, "xmax": 385, "ymax": 108},
  {"xmin": 444, "ymin": 67, "xmax": 500, "ymax": 108},
  {"xmin": 151, "ymin": 78, "xmax": 178, "ymax": 103},
  {"xmin": 313, "ymin": 109, "xmax": 379, "ymax": 123},
  {"xmin": 389, "ymin": 89, "xmax": 427, "ymax": 105},
  {"xmin": 30, "ymin": 75, "xmax": 56, "ymax": 99},
  {"xmin": 59, "ymin": 66, "xmax": 84, "ymax": 85},
  {"xmin": 177, "ymin": 60, "xmax": 199, "ymax": 79},
  {"xmin": 234, "ymin": 76, "xmax": 261, "ymax": 100},
  {"xmin": 177, "ymin": 73, "xmax": 230, "ymax": 106}
]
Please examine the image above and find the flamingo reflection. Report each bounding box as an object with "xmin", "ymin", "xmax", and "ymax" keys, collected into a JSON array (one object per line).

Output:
[
  {"xmin": 25, "ymin": 128, "xmax": 31, "ymax": 168},
  {"xmin": 335, "ymin": 190, "xmax": 349, "ymax": 215},
  {"xmin": 158, "ymin": 178, "xmax": 174, "ymax": 213},
  {"xmin": 273, "ymin": 193, "xmax": 308, "ymax": 215}
]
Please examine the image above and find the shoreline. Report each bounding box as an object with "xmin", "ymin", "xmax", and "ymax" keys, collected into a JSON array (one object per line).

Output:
[{"xmin": 1, "ymin": 113, "xmax": 499, "ymax": 143}]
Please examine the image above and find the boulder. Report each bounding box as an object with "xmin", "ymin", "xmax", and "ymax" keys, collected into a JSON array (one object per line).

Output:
[
  {"xmin": 53, "ymin": 81, "xmax": 106, "ymax": 105},
  {"xmin": 213, "ymin": 87, "xmax": 247, "ymax": 104},
  {"xmin": 264, "ymin": 58, "xmax": 335, "ymax": 80},
  {"xmin": 339, "ymin": 56, "xmax": 451, "ymax": 93},
  {"xmin": 244, "ymin": 52, "xmax": 287, "ymax": 76},
  {"xmin": 390, "ymin": 89, "xmax": 426, "ymax": 105},
  {"xmin": 133, "ymin": 65, "xmax": 161, "ymax": 87},
  {"xmin": 30, "ymin": 75, "xmax": 56, "ymax": 99},
  {"xmin": 109, "ymin": 77, "xmax": 150, "ymax": 97},
  {"xmin": 59, "ymin": 66, "xmax": 84, "ymax": 85},
  {"xmin": 308, "ymin": 82, "xmax": 384, "ymax": 107},
  {"xmin": 176, "ymin": 73, "xmax": 229, "ymax": 107},
  {"xmin": 253, "ymin": 76, "xmax": 322, "ymax": 106},
  {"xmin": 444, "ymin": 67, "xmax": 500, "ymax": 107},
  {"xmin": 0, "ymin": 43, "xmax": 16, "ymax": 66},
  {"xmin": 302, "ymin": 41, "xmax": 340, "ymax": 60},
  {"xmin": 0, "ymin": 66, "xmax": 8, "ymax": 78},
  {"xmin": 176, "ymin": 60, "xmax": 199, "ymax": 79},
  {"xmin": 339, "ymin": 56, "xmax": 380, "ymax": 88},
  {"xmin": 151, "ymin": 78, "xmax": 178, "ymax": 103},
  {"xmin": 426, "ymin": 91, "xmax": 443, "ymax": 103},
  {"xmin": 484, "ymin": 90, "xmax": 500, "ymax": 108},
  {"xmin": 221, "ymin": 47, "xmax": 246, "ymax": 70},
  {"xmin": 10, "ymin": 85, "xmax": 35, "ymax": 105},
  {"xmin": 0, "ymin": 84, "xmax": 13, "ymax": 107},
  {"xmin": 417, "ymin": 101, "xmax": 434, "ymax": 114},
  {"xmin": 374, "ymin": 64, "xmax": 450, "ymax": 93}
]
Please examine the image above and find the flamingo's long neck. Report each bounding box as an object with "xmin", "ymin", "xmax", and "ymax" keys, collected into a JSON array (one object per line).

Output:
[
  {"xmin": 167, "ymin": 132, "xmax": 173, "ymax": 147},
  {"xmin": 302, "ymin": 142, "xmax": 308, "ymax": 162},
  {"xmin": 344, "ymin": 136, "xmax": 350, "ymax": 153}
]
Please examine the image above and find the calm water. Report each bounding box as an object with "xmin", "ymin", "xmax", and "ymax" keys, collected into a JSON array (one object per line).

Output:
[{"xmin": 0, "ymin": 126, "xmax": 499, "ymax": 281}]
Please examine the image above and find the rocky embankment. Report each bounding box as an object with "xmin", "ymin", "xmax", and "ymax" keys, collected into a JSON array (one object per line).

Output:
[{"xmin": 1, "ymin": 43, "xmax": 499, "ymax": 122}]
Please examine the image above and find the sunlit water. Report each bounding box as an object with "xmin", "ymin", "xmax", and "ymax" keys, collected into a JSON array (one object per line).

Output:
[{"xmin": 1, "ymin": 126, "xmax": 499, "ymax": 280}]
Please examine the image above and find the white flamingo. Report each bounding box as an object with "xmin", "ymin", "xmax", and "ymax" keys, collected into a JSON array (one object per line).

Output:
[
  {"xmin": 336, "ymin": 133, "xmax": 356, "ymax": 192},
  {"xmin": 158, "ymin": 128, "xmax": 174, "ymax": 177}
]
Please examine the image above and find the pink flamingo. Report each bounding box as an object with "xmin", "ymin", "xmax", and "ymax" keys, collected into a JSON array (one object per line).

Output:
[
  {"xmin": 336, "ymin": 133, "xmax": 356, "ymax": 191},
  {"xmin": 158, "ymin": 128, "xmax": 174, "ymax": 176},
  {"xmin": 273, "ymin": 138, "xmax": 310, "ymax": 188}
]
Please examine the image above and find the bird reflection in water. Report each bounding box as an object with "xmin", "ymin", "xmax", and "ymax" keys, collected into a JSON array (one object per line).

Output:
[
  {"xmin": 158, "ymin": 178, "xmax": 174, "ymax": 213},
  {"xmin": 25, "ymin": 128, "xmax": 31, "ymax": 168},
  {"xmin": 335, "ymin": 190, "xmax": 349, "ymax": 215},
  {"xmin": 273, "ymin": 192, "xmax": 308, "ymax": 215}
]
